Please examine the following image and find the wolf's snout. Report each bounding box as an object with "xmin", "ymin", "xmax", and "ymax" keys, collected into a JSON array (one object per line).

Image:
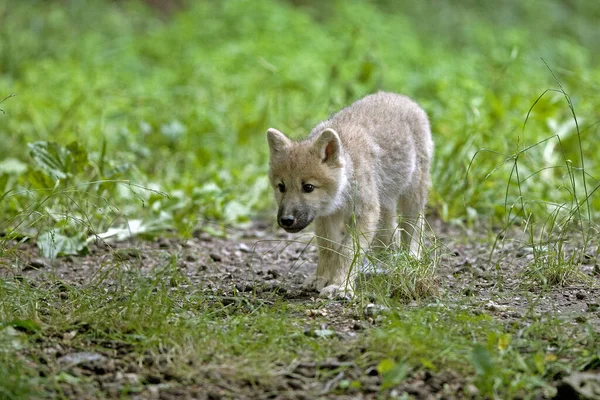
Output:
[
  {"xmin": 279, "ymin": 215, "xmax": 295, "ymax": 227},
  {"xmin": 277, "ymin": 211, "xmax": 311, "ymax": 233}
]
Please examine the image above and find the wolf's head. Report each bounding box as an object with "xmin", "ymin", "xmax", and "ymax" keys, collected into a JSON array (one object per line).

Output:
[{"xmin": 266, "ymin": 127, "xmax": 347, "ymax": 233}]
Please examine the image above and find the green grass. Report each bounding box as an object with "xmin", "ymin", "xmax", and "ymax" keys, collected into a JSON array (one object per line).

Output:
[
  {"xmin": 356, "ymin": 236, "xmax": 441, "ymax": 303},
  {"xmin": 2, "ymin": 0, "xmax": 600, "ymax": 398},
  {"xmin": 1, "ymin": 265, "xmax": 597, "ymax": 398}
]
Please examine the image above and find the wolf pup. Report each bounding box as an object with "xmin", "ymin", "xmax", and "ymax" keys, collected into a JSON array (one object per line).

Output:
[{"xmin": 267, "ymin": 91, "xmax": 433, "ymax": 298}]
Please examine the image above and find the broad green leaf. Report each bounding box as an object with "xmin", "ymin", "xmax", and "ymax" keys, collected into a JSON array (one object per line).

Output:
[
  {"xmin": 37, "ymin": 229, "xmax": 88, "ymax": 259},
  {"xmin": 28, "ymin": 141, "xmax": 71, "ymax": 179},
  {"xmin": 223, "ymin": 200, "xmax": 251, "ymax": 222},
  {"xmin": 28, "ymin": 141, "xmax": 88, "ymax": 180},
  {"xmin": 96, "ymin": 218, "xmax": 170, "ymax": 242},
  {"xmin": 0, "ymin": 158, "xmax": 27, "ymax": 175},
  {"xmin": 160, "ymin": 120, "xmax": 187, "ymax": 142},
  {"xmin": 472, "ymin": 345, "xmax": 494, "ymax": 376}
]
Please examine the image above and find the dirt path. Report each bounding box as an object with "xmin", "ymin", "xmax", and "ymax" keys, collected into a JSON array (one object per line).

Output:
[{"xmin": 2, "ymin": 219, "xmax": 599, "ymax": 399}]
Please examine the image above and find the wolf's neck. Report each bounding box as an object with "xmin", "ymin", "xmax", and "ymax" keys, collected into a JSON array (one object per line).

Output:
[{"xmin": 333, "ymin": 153, "xmax": 353, "ymax": 211}]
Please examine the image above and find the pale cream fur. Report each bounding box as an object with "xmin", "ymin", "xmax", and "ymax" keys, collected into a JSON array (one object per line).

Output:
[{"xmin": 267, "ymin": 91, "xmax": 433, "ymax": 298}]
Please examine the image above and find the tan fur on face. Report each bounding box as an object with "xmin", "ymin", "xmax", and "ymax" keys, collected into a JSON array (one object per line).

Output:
[
  {"xmin": 267, "ymin": 128, "xmax": 347, "ymax": 232},
  {"xmin": 266, "ymin": 92, "xmax": 433, "ymax": 298}
]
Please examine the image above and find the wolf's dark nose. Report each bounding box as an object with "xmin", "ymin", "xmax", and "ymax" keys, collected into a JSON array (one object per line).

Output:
[{"xmin": 280, "ymin": 216, "xmax": 295, "ymax": 227}]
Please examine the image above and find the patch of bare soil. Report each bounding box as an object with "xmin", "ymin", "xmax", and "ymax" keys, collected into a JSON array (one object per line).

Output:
[{"xmin": 2, "ymin": 218, "xmax": 599, "ymax": 399}]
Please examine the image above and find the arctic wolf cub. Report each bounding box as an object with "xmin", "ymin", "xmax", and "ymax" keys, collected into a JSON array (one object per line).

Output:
[{"xmin": 267, "ymin": 91, "xmax": 433, "ymax": 298}]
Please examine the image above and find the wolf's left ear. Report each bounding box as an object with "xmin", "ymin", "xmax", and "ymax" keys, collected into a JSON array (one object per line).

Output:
[
  {"xmin": 267, "ymin": 128, "xmax": 291, "ymax": 155},
  {"xmin": 314, "ymin": 128, "xmax": 342, "ymax": 167}
]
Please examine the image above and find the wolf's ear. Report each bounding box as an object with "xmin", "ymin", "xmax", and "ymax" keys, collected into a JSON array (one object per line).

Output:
[
  {"xmin": 314, "ymin": 128, "xmax": 342, "ymax": 167},
  {"xmin": 267, "ymin": 128, "xmax": 291, "ymax": 155}
]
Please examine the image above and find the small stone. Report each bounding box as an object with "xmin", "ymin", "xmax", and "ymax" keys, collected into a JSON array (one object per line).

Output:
[
  {"xmin": 352, "ymin": 321, "xmax": 364, "ymax": 331},
  {"xmin": 196, "ymin": 232, "xmax": 213, "ymax": 241},
  {"xmin": 57, "ymin": 352, "xmax": 105, "ymax": 367},
  {"xmin": 313, "ymin": 329, "xmax": 335, "ymax": 338},
  {"xmin": 26, "ymin": 258, "xmax": 51, "ymax": 271},
  {"xmin": 466, "ymin": 384, "xmax": 480, "ymax": 396},
  {"xmin": 266, "ymin": 269, "xmax": 280, "ymax": 279},
  {"xmin": 123, "ymin": 373, "xmax": 140, "ymax": 385},
  {"xmin": 508, "ymin": 311, "xmax": 523, "ymax": 318},
  {"xmin": 305, "ymin": 309, "xmax": 328, "ymax": 317},
  {"xmin": 238, "ymin": 243, "xmax": 251, "ymax": 253},
  {"xmin": 484, "ymin": 300, "xmax": 508, "ymax": 312},
  {"xmin": 62, "ymin": 330, "xmax": 77, "ymax": 340},
  {"xmin": 235, "ymin": 283, "xmax": 253, "ymax": 293},
  {"xmin": 209, "ymin": 253, "xmax": 222, "ymax": 262},
  {"xmin": 364, "ymin": 303, "xmax": 389, "ymax": 317}
]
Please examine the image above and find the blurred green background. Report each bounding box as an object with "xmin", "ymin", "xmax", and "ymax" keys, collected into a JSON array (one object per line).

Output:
[{"xmin": 1, "ymin": 0, "xmax": 599, "ymax": 251}]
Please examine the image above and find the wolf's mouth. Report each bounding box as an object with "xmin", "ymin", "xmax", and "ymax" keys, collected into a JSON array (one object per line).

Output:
[
  {"xmin": 282, "ymin": 225, "xmax": 308, "ymax": 233},
  {"xmin": 283, "ymin": 227, "xmax": 305, "ymax": 233}
]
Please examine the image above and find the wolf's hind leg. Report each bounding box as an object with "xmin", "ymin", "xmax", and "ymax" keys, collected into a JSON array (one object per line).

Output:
[
  {"xmin": 373, "ymin": 205, "xmax": 399, "ymax": 251},
  {"xmin": 398, "ymin": 190, "xmax": 427, "ymax": 259}
]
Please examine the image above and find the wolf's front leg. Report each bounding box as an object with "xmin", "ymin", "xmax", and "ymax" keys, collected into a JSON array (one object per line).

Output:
[
  {"xmin": 304, "ymin": 215, "xmax": 344, "ymax": 292},
  {"xmin": 316, "ymin": 206, "xmax": 379, "ymax": 299}
]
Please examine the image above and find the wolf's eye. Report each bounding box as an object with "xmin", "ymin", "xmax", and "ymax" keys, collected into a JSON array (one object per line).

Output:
[
  {"xmin": 278, "ymin": 183, "xmax": 286, "ymax": 193},
  {"xmin": 302, "ymin": 184, "xmax": 315, "ymax": 193}
]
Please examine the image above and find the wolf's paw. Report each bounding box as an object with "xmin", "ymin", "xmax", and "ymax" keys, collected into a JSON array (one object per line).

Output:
[
  {"xmin": 303, "ymin": 275, "xmax": 328, "ymax": 291},
  {"xmin": 319, "ymin": 284, "xmax": 354, "ymax": 300}
]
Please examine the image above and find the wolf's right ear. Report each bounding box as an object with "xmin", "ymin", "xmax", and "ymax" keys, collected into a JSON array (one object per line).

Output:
[{"xmin": 267, "ymin": 128, "xmax": 291, "ymax": 155}]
